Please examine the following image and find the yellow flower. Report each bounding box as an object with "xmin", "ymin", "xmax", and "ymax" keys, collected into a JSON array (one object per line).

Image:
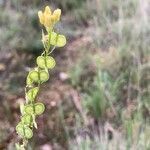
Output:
[
  {"xmin": 38, "ymin": 6, "xmax": 61, "ymax": 28},
  {"xmin": 53, "ymin": 9, "xmax": 61, "ymax": 22}
]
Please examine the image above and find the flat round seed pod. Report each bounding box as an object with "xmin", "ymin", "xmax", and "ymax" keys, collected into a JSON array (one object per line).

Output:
[
  {"xmin": 36, "ymin": 56, "xmax": 56, "ymax": 69},
  {"xmin": 29, "ymin": 71, "xmax": 39, "ymax": 82},
  {"xmin": 46, "ymin": 56, "xmax": 56, "ymax": 69},
  {"xmin": 56, "ymin": 35, "xmax": 66, "ymax": 47},
  {"xmin": 21, "ymin": 114, "xmax": 32, "ymax": 125},
  {"xmin": 16, "ymin": 123, "xmax": 24, "ymax": 135},
  {"xmin": 39, "ymin": 70, "xmax": 49, "ymax": 82},
  {"xmin": 24, "ymin": 104, "xmax": 34, "ymax": 115},
  {"xmin": 24, "ymin": 127, "xmax": 33, "ymax": 139},
  {"xmin": 36, "ymin": 56, "xmax": 45, "ymax": 68},
  {"xmin": 27, "ymin": 87, "xmax": 39, "ymax": 102},
  {"xmin": 16, "ymin": 123, "xmax": 33, "ymax": 139},
  {"xmin": 50, "ymin": 32, "xmax": 57, "ymax": 46},
  {"xmin": 50, "ymin": 32, "xmax": 66, "ymax": 47},
  {"xmin": 34, "ymin": 102, "xmax": 45, "ymax": 115}
]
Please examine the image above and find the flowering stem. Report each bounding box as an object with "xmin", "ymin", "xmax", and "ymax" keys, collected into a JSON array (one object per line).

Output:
[{"xmin": 15, "ymin": 5, "xmax": 66, "ymax": 149}]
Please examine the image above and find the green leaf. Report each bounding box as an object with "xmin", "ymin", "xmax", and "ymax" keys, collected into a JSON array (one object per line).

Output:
[
  {"xmin": 34, "ymin": 102, "xmax": 45, "ymax": 115},
  {"xmin": 36, "ymin": 56, "xmax": 56, "ymax": 69},
  {"xmin": 21, "ymin": 114, "xmax": 32, "ymax": 125},
  {"xmin": 16, "ymin": 123, "xmax": 33, "ymax": 139},
  {"xmin": 27, "ymin": 87, "xmax": 39, "ymax": 102},
  {"xmin": 29, "ymin": 71, "xmax": 39, "ymax": 82},
  {"xmin": 24, "ymin": 104, "xmax": 34, "ymax": 115},
  {"xmin": 50, "ymin": 32, "xmax": 66, "ymax": 47},
  {"xmin": 39, "ymin": 70, "xmax": 49, "ymax": 82}
]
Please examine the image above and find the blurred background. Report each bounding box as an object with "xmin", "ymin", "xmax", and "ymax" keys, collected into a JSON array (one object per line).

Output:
[{"xmin": 0, "ymin": 0, "xmax": 149, "ymax": 149}]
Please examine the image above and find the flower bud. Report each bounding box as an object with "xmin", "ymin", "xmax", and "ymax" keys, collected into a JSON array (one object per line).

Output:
[{"xmin": 38, "ymin": 6, "xmax": 61, "ymax": 28}]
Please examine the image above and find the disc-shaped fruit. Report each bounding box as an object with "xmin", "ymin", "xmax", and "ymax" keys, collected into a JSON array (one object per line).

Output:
[
  {"xmin": 29, "ymin": 71, "xmax": 39, "ymax": 82},
  {"xmin": 16, "ymin": 123, "xmax": 33, "ymax": 139},
  {"xmin": 21, "ymin": 114, "xmax": 32, "ymax": 125},
  {"xmin": 39, "ymin": 70, "xmax": 49, "ymax": 82},
  {"xmin": 34, "ymin": 102, "xmax": 45, "ymax": 115},
  {"xmin": 36, "ymin": 56, "xmax": 56, "ymax": 69},
  {"xmin": 27, "ymin": 87, "xmax": 39, "ymax": 102},
  {"xmin": 56, "ymin": 35, "xmax": 66, "ymax": 47},
  {"xmin": 50, "ymin": 32, "xmax": 66, "ymax": 47},
  {"xmin": 24, "ymin": 104, "xmax": 34, "ymax": 115}
]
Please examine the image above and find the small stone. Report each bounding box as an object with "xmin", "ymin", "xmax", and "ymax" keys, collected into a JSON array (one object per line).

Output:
[
  {"xmin": 40, "ymin": 144, "xmax": 52, "ymax": 150},
  {"xmin": 0, "ymin": 63, "xmax": 6, "ymax": 71},
  {"xmin": 50, "ymin": 101, "xmax": 57, "ymax": 107},
  {"xmin": 59, "ymin": 72, "xmax": 69, "ymax": 81}
]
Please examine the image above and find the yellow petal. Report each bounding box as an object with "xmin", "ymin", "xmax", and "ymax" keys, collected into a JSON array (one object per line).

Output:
[
  {"xmin": 44, "ymin": 15, "xmax": 52, "ymax": 27},
  {"xmin": 44, "ymin": 6, "xmax": 52, "ymax": 16},
  {"xmin": 50, "ymin": 15, "xmax": 56, "ymax": 24},
  {"xmin": 53, "ymin": 9, "xmax": 61, "ymax": 22},
  {"xmin": 38, "ymin": 11, "xmax": 44, "ymax": 24}
]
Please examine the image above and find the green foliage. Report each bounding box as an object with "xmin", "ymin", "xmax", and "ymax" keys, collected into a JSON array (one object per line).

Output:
[{"xmin": 84, "ymin": 71, "xmax": 108, "ymax": 118}]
